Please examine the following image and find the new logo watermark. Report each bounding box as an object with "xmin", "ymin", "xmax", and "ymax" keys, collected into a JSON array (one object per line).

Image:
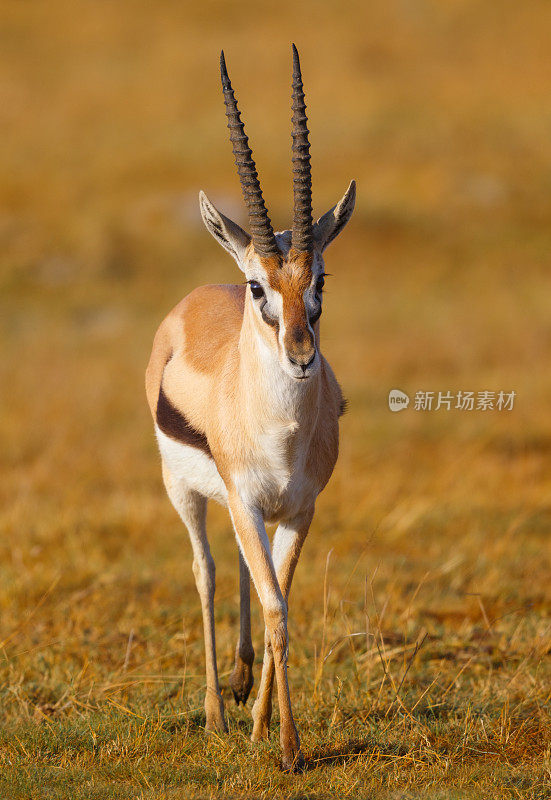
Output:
[
  {"xmin": 388, "ymin": 390, "xmax": 516, "ymax": 412},
  {"xmin": 388, "ymin": 389, "xmax": 410, "ymax": 412}
]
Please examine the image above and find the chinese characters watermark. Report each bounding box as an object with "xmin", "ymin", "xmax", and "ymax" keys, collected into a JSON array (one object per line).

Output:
[{"xmin": 388, "ymin": 389, "xmax": 516, "ymax": 412}]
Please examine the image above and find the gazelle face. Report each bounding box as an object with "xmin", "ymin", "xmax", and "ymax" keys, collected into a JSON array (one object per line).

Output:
[
  {"xmin": 199, "ymin": 182, "xmax": 356, "ymax": 381},
  {"xmin": 244, "ymin": 238, "xmax": 325, "ymax": 380}
]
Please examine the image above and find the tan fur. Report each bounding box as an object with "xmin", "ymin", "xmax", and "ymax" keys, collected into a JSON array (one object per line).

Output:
[{"xmin": 183, "ymin": 284, "xmax": 245, "ymax": 374}]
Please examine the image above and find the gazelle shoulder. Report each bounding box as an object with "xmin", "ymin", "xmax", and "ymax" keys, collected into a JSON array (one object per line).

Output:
[
  {"xmin": 172, "ymin": 284, "xmax": 244, "ymax": 373},
  {"xmin": 301, "ymin": 357, "xmax": 344, "ymax": 492},
  {"xmin": 166, "ymin": 283, "xmax": 245, "ymax": 335},
  {"xmin": 320, "ymin": 355, "xmax": 347, "ymax": 419},
  {"xmin": 161, "ymin": 283, "xmax": 244, "ymax": 368},
  {"xmin": 146, "ymin": 284, "xmax": 245, "ymax": 415}
]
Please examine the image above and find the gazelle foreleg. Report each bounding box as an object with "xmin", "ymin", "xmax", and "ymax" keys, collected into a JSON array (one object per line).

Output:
[
  {"xmin": 250, "ymin": 508, "xmax": 313, "ymax": 743},
  {"xmin": 229, "ymin": 550, "xmax": 255, "ymax": 704},
  {"xmin": 162, "ymin": 463, "xmax": 227, "ymax": 733},
  {"xmin": 228, "ymin": 493, "xmax": 304, "ymax": 772}
]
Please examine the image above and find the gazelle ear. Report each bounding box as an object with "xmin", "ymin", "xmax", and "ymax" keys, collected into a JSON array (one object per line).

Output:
[
  {"xmin": 199, "ymin": 191, "xmax": 251, "ymax": 269},
  {"xmin": 313, "ymin": 180, "xmax": 356, "ymax": 252}
]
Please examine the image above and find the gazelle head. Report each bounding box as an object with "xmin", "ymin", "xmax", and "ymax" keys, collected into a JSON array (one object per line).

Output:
[{"xmin": 200, "ymin": 45, "xmax": 356, "ymax": 381}]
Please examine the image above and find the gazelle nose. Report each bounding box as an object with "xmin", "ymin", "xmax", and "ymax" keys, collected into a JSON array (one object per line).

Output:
[{"xmin": 289, "ymin": 352, "xmax": 316, "ymax": 372}]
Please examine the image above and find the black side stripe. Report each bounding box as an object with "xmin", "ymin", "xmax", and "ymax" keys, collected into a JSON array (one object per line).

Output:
[{"xmin": 156, "ymin": 386, "xmax": 212, "ymax": 457}]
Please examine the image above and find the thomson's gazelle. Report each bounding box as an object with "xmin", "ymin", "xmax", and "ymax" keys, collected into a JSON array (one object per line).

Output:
[{"xmin": 146, "ymin": 45, "xmax": 355, "ymax": 771}]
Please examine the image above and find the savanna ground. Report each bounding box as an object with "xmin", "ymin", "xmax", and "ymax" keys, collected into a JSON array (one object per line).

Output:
[{"xmin": 1, "ymin": 1, "xmax": 550, "ymax": 797}]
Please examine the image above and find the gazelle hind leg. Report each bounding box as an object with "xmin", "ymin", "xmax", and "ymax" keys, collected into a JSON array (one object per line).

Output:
[
  {"xmin": 162, "ymin": 462, "xmax": 227, "ymax": 733},
  {"xmin": 229, "ymin": 550, "xmax": 255, "ymax": 704},
  {"xmin": 251, "ymin": 510, "xmax": 313, "ymax": 743}
]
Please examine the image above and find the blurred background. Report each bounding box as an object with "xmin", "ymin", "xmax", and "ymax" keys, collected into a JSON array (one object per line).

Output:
[{"xmin": 1, "ymin": 0, "xmax": 550, "ymax": 794}]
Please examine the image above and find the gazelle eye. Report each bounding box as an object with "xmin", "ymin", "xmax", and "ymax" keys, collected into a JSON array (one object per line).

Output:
[
  {"xmin": 315, "ymin": 275, "xmax": 325, "ymax": 293},
  {"xmin": 248, "ymin": 280, "xmax": 265, "ymax": 300}
]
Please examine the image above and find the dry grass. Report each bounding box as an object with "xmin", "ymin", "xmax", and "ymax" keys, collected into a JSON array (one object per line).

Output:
[{"xmin": 1, "ymin": 0, "xmax": 550, "ymax": 797}]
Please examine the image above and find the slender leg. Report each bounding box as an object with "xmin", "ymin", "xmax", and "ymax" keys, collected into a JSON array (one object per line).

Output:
[
  {"xmin": 228, "ymin": 493, "xmax": 305, "ymax": 772},
  {"xmin": 251, "ymin": 509, "xmax": 313, "ymax": 744},
  {"xmin": 229, "ymin": 550, "xmax": 255, "ymax": 704},
  {"xmin": 162, "ymin": 463, "xmax": 227, "ymax": 733}
]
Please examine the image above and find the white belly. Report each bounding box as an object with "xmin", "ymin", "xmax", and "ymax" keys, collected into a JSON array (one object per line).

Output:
[{"xmin": 155, "ymin": 425, "xmax": 228, "ymax": 505}]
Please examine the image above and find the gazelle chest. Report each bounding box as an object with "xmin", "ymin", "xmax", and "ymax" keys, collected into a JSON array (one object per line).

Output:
[{"xmin": 232, "ymin": 419, "xmax": 316, "ymax": 523}]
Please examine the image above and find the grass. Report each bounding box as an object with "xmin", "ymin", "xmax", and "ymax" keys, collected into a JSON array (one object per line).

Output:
[{"xmin": 1, "ymin": 0, "xmax": 551, "ymax": 797}]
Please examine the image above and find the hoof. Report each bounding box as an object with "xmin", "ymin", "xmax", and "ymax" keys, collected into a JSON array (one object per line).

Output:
[
  {"xmin": 281, "ymin": 749, "xmax": 306, "ymax": 773},
  {"xmin": 229, "ymin": 657, "xmax": 254, "ymax": 705},
  {"xmin": 280, "ymin": 723, "xmax": 303, "ymax": 773},
  {"xmin": 205, "ymin": 715, "xmax": 228, "ymax": 734}
]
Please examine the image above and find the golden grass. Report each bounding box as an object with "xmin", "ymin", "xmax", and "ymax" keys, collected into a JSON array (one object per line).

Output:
[{"xmin": 1, "ymin": 0, "xmax": 550, "ymax": 797}]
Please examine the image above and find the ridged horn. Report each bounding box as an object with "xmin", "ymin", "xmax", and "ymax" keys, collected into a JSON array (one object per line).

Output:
[
  {"xmin": 220, "ymin": 51, "xmax": 279, "ymax": 259},
  {"xmin": 291, "ymin": 44, "xmax": 313, "ymax": 253}
]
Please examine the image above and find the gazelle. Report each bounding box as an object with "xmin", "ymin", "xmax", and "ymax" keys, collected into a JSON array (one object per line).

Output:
[{"xmin": 146, "ymin": 45, "xmax": 355, "ymax": 771}]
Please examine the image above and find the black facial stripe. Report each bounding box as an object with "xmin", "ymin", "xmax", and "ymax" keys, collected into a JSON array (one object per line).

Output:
[
  {"xmin": 260, "ymin": 299, "xmax": 279, "ymax": 332},
  {"xmin": 309, "ymin": 305, "xmax": 322, "ymax": 325}
]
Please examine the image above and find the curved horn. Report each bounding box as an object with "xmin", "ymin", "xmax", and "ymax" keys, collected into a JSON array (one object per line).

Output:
[
  {"xmin": 220, "ymin": 51, "xmax": 279, "ymax": 259},
  {"xmin": 291, "ymin": 44, "xmax": 313, "ymax": 253}
]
